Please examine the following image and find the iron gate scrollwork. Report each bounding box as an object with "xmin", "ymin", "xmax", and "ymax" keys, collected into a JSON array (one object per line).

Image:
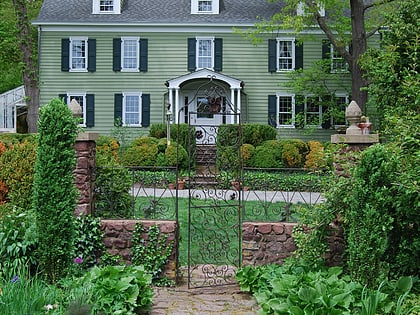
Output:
[{"xmin": 180, "ymin": 78, "xmax": 243, "ymax": 288}]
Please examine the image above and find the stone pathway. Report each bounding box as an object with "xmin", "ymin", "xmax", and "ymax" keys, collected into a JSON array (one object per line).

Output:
[{"xmin": 150, "ymin": 283, "xmax": 260, "ymax": 315}]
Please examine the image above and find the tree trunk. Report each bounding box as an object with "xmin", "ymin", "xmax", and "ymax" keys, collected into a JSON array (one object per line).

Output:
[
  {"xmin": 12, "ymin": 0, "xmax": 39, "ymax": 133},
  {"xmin": 350, "ymin": 0, "xmax": 368, "ymax": 113}
]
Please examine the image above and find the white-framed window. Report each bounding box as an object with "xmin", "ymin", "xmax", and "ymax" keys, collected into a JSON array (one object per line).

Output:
[
  {"xmin": 92, "ymin": 0, "xmax": 121, "ymax": 14},
  {"xmin": 64, "ymin": 93, "xmax": 87, "ymax": 126},
  {"xmin": 121, "ymin": 37, "xmax": 139, "ymax": 71},
  {"xmin": 191, "ymin": 0, "xmax": 219, "ymax": 14},
  {"xmin": 297, "ymin": 2, "xmax": 325, "ymax": 17},
  {"xmin": 277, "ymin": 38, "xmax": 295, "ymax": 71},
  {"xmin": 70, "ymin": 37, "xmax": 88, "ymax": 72},
  {"xmin": 277, "ymin": 93, "xmax": 295, "ymax": 127},
  {"xmin": 197, "ymin": 37, "xmax": 214, "ymax": 69},
  {"xmin": 331, "ymin": 45, "xmax": 348, "ymax": 72},
  {"xmin": 123, "ymin": 92, "xmax": 142, "ymax": 126},
  {"xmin": 304, "ymin": 96, "xmax": 322, "ymax": 127}
]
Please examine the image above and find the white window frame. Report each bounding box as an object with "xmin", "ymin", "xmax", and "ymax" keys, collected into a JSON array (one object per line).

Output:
[
  {"xmin": 64, "ymin": 93, "xmax": 87, "ymax": 127},
  {"xmin": 92, "ymin": 0, "xmax": 121, "ymax": 14},
  {"xmin": 277, "ymin": 38, "xmax": 295, "ymax": 71},
  {"xmin": 276, "ymin": 93, "xmax": 295, "ymax": 128},
  {"xmin": 332, "ymin": 94, "xmax": 349, "ymax": 128},
  {"xmin": 297, "ymin": 2, "xmax": 325, "ymax": 17},
  {"xmin": 331, "ymin": 45, "xmax": 349, "ymax": 73},
  {"xmin": 122, "ymin": 92, "xmax": 142, "ymax": 127},
  {"xmin": 121, "ymin": 37, "xmax": 139, "ymax": 72},
  {"xmin": 304, "ymin": 96, "xmax": 322, "ymax": 128},
  {"xmin": 191, "ymin": 0, "xmax": 219, "ymax": 14},
  {"xmin": 196, "ymin": 37, "xmax": 214, "ymax": 70},
  {"xmin": 69, "ymin": 37, "xmax": 88, "ymax": 72}
]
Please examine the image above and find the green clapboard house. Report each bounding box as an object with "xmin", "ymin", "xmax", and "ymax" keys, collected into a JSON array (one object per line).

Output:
[{"xmin": 34, "ymin": 0, "xmax": 362, "ymax": 142}]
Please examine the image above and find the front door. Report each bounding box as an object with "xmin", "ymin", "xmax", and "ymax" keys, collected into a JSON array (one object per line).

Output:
[{"xmin": 183, "ymin": 89, "xmax": 226, "ymax": 144}]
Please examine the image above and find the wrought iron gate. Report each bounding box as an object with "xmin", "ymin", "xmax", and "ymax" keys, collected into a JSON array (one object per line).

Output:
[{"xmin": 180, "ymin": 80, "xmax": 243, "ymax": 288}]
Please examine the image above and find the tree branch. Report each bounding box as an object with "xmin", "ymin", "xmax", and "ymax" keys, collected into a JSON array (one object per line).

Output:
[
  {"xmin": 305, "ymin": 0, "xmax": 352, "ymax": 64},
  {"xmin": 363, "ymin": 0, "xmax": 396, "ymax": 12},
  {"xmin": 366, "ymin": 26, "xmax": 381, "ymax": 39}
]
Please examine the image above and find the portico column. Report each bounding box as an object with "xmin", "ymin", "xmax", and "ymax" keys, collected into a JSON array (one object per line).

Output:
[
  {"xmin": 168, "ymin": 88, "xmax": 174, "ymax": 118},
  {"xmin": 236, "ymin": 88, "xmax": 241, "ymax": 124},
  {"xmin": 174, "ymin": 87, "xmax": 180, "ymax": 123}
]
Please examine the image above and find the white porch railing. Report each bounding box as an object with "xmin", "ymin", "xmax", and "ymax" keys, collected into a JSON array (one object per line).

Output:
[{"xmin": 0, "ymin": 85, "xmax": 26, "ymax": 132}]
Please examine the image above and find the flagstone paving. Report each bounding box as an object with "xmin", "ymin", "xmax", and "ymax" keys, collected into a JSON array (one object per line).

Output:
[{"xmin": 150, "ymin": 283, "xmax": 260, "ymax": 315}]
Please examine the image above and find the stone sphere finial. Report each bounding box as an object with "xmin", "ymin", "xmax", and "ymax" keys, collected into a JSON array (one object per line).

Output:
[{"xmin": 345, "ymin": 100, "xmax": 362, "ymax": 135}]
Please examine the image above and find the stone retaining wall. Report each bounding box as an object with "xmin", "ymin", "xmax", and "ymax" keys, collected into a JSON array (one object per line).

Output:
[
  {"xmin": 242, "ymin": 222, "xmax": 344, "ymax": 267},
  {"xmin": 101, "ymin": 219, "xmax": 178, "ymax": 280}
]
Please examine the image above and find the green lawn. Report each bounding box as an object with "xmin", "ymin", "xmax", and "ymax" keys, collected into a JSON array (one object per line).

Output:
[{"xmin": 134, "ymin": 196, "xmax": 302, "ymax": 266}]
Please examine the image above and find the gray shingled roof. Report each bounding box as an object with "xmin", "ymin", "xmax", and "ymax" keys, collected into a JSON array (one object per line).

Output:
[{"xmin": 34, "ymin": 0, "xmax": 285, "ymax": 25}]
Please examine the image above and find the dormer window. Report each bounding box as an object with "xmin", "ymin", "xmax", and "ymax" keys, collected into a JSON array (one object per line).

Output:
[
  {"xmin": 93, "ymin": 0, "xmax": 121, "ymax": 14},
  {"xmin": 191, "ymin": 0, "xmax": 219, "ymax": 14}
]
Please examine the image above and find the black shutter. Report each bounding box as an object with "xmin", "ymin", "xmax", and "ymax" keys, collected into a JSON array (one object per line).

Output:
[
  {"xmin": 61, "ymin": 39, "xmax": 70, "ymax": 71},
  {"xmin": 268, "ymin": 95, "xmax": 277, "ymax": 127},
  {"xmin": 214, "ymin": 38, "xmax": 223, "ymax": 71},
  {"xmin": 295, "ymin": 95, "xmax": 305, "ymax": 128},
  {"xmin": 58, "ymin": 94, "xmax": 67, "ymax": 103},
  {"xmin": 114, "ymin": 93, "xmax": 123, "ymax": 124},
  {"xmin": 322, "ymin": 40, "xmax": 331, "ymax": 72},
  {"xmin": 139, "ymin": 38, "xmax": 148, "ymax": 72},
  {"xmin": 142, "ymin": 94, "xmax": 151, "ymax": 127},
  {"xmin": 187, "ymin": 38, "xmax": 196, "ymax": 71},
  {"xmin": 322, "ymin": 39, "xmax": 331, "ymax": 59},
  {"xmin": 295, "ymin": 41, "xmax": 303, "ymax": 70},
  {"xmin": 268, "ymin": 39, "xmax": 277, "ymax": 72},
  {"xmin": 113, "ymin": 38, "xmax": 122, "ymax": 71},
  {"xmin": 87, "ymin": 39, "xmax": 96, "ymax": 72},
  {"xmin": 86, "ymin": 94, "xmax": 95, "ymax": 127}
]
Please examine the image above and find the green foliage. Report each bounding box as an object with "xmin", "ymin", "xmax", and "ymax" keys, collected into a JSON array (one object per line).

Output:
[
  {"xmin": 0, "ymin": 208, "xmax": 38, "ymax": 279},
  {"xmin": 32, "ymin": 98, "xmax": 79, "ymax": 283},
  {"xmin": 250, "ymin": 144, "xmax": 283, "ymax": 168},
  {"xmin": 131, "ymin": 223, "xmax": 174, "ymax": 286},
  {"xmin": 0, "ymin": 269, "xmax": 64, "ymax": 315},
  {"xmin": 240, "ymin": 143, "xmax": 255, "ymax": 167},
  {"xmin": 94, "ymin": 164, "xmax": 132, "ymax": 219},
  {"xmin": 149, "ymin": 123, "xmax": 167, "ymax": 139},
  {"xmin": 0, "ymin": 140, "xmax": 36, "ymax": 210},
  {"xmin": 237, "ymin": 263, "xmax": 419, "ymax": 315},
  {"xmin": 165, "ymin": 143, "xmax": 188, "ymax": 170},
  {"xmin": 121, "ymin": 138, "xmax": 159, "ymax": 166},
  {"xmin": 345, "ymin": 145, "xmax": 396, "ymax": 287},
  {"xmin": 73, "ymin": 215, "xmax": 104, "ymax": 271},
  {"xmin": 242, "ymin": 124, "xmax": 277, "ymax": 147},
  {"xmin": 70, "ymin": 265, "xmax": 153, "ymax": 315},
  {"xmin": 243, "ymin": 170, "xmax": 330, "ymax": 192}
]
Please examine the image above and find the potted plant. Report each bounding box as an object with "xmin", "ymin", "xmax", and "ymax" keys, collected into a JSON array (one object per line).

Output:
[{"xmin": 358, "ymin": 116, "xmax": 372, "ymax": 134}]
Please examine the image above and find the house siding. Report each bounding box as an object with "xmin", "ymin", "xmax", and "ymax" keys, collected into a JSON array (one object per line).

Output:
[{"xmin": 38, "ymin": 27, "xmax": 354, "ymax": 139}]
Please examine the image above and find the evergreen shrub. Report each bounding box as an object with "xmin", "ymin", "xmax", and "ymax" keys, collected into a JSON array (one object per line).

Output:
[
  {"xmin": 240, "ymin": 143, "xmax": 255, "ymax": 167},
  {"xmin": 242, "ymin": 124, "xmax": 277, "ymax": 147},
  {"xmin": 32, "ymin": 98, "xmax": 79, "ymax": 283},
  {"xmin": 0, "ymin": 140, "xmax": 37, "ymax": 210}
]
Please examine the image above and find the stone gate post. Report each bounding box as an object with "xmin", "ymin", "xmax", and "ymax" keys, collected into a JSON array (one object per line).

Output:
[{"xmin": 74, "ymin": 132, "xmax": 98, "ymax": 216}]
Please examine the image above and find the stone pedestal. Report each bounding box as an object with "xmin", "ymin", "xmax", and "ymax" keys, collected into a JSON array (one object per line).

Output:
[{"xmin": 74, "ymin": 132, "xmax": 98, "ymax": 216}]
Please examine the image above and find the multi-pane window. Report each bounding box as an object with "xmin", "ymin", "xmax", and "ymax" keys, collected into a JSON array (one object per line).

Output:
[
  {"xmin": 99, "ymin": 0, "xmax": 114, "ymax": 12},
  {"xmin": 198, "ymin": 0, "xmax": 212, "ymax": 12},
  {"xmin": 197, "ymin": 38, "xmax": 214, "ymax": 69},
  {"xmin": 123, "ymin": 93, "xmax": 142, "ymax": 126},
  {"xmin": 331, "ymin": 46, "xmax": 348, "ymax": 72},
  {"xmin": 122, "ymin": 37, "xmax": 139, "ymax": 71},
  {"xmin": 277, "ymin": 39, "xmax": 294, "ymax": 71},
  {"xmin": 278, "ymin": 95, "xmax": 294, "ymax": 126},
  {"xmin": 305, "ymin": 96, "xmax": 322, "ymax": 126},
  {"xmin": 70, "ymin": 38, "xmax": 87, "ymax": 71}
]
